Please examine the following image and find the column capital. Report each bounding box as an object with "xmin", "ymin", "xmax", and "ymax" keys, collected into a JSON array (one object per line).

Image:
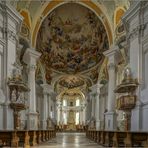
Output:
[
  {"xmin": 96, "ymin": 83, "xmax": 103, "ymax": 94},
  {"xmin": 41, "ymin": 84, "xmax": 53, "ymax": 95},
  {"xmin": 90, "ymin": 92, "xmax": 98, "ymax": 98},
  {"xmin": 23, "ymin": 48, "xmax": 41, "ymax": 65},
  {"xmin": 103, "ymin": 45, "xmax": 118, "ymax": 59}
]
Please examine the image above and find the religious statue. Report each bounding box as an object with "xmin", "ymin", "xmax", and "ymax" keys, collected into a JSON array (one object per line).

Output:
[
  {"xmin": 123, "ymin": 67, "xmax": 132, "ymax": 83},
  {"xmin": 11, "ymin": 89, "xmax": 17, "ymax": 102}
]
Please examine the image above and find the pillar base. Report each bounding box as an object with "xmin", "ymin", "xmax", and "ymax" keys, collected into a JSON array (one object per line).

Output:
[
  {"xmin": 40, "ymin": 120, "xmax": 47, "ymax": 130},
  {"xmin": 3, "ymin": 104, "xmax": 14, "ymax": 130},
  {"xmin": 104, "ymin": 112, "xmax": 117, "ymax": 131},
  {"xmin": 96, "ymin": 120, "xmax": 101, "ymax": 130},
  {"xmin": 27, "ymin": 112, "xmax": 38, "ymax": 130}
]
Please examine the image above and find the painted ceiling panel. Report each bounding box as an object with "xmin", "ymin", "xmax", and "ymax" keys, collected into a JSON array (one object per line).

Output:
[{"xmin": 36, "ymin": 3, "xmax": 108, "ymax": 75}]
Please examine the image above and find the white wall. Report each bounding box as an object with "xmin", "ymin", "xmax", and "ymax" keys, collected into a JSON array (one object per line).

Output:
[{"xmin": 123, "ymin": 1, "xmax": 148, "ymax": 131}]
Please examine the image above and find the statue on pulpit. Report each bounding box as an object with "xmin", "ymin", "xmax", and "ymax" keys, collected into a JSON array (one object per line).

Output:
[{"xmin": 67, "ymin": 110, "xmax": 75, "ymax": 130}]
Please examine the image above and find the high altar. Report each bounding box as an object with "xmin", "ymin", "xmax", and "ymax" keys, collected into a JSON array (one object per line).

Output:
[{"xmin": 67, "ymin": 110, "xmax": 76, "ymax": 130}]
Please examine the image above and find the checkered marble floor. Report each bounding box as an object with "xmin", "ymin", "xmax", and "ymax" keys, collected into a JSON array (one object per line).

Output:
[{"xmin": 34, "ymin": 133, "xmax": 103, "ymax": 148}]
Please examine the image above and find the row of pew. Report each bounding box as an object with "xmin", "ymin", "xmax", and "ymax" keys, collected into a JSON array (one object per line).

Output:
[
  {"xmin": 86, "ymin": 130, "xmax": 148, "ymax": 147},
  {"xmin": 0, "ymin": 129, "xmax": 56, "ymax": 147}
]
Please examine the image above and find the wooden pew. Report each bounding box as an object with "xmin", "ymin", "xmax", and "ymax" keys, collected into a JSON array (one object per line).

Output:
[
  {"xmin": 28, "ymin": 131, "xmax": 37, "ymax": 146},
  {"xmin": 0, "ymin": 131, "xmax": 19, "ymax": 147},
  {"xmin": 86, "ymin": 130, "xmax": 148, "ymax": 147},
  {"xmin": 17, "ymin": 131, "xmax": 30, "ymax": 147}
]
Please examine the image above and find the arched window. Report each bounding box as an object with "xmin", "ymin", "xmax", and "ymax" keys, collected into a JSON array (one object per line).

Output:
[
  {"xmin": 63, "ymin": 99, "xmax": 67, "ymax": 106},
  {"xmin": 63, "ymin": 111, "xmax": 67, "ymax": 124},
  {"xmin": 75, "ymin": 112, "xmax": 79, "ymax": 125},
  {"xmin": 76, "ymin": 99, "xmax": 80, "ymax": 106}
]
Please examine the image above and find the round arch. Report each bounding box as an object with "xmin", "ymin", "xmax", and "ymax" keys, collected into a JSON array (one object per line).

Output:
[
  {"xmin": 57, "ymin": 88, "xmax": 85, "ymax": 101},
  {"xmin": 31, "ymin": 0, "xmax": 113, "ymax": 48}
]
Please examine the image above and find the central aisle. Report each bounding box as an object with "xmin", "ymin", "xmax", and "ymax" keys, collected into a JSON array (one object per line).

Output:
[{"xmin": 35, "ymin": 133, "xmax": 103, "ymax": 148}]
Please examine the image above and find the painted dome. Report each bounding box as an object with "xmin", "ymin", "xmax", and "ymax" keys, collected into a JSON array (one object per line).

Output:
[{"xmin": 36, "ymin": 3, "xmax": 109, "ymax": 74}]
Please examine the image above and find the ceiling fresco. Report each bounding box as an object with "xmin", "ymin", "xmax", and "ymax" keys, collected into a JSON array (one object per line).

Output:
[
  {"xmin": 8, "ymin": 0, "xmax": 129, "ymax": 95},
  {"xmin": 36, "ymin": 3, "xmax": 108, "ymax": 75},
  {"xmin": 59, "ymin": 76, "xmax": 85, "ymax": 89}
]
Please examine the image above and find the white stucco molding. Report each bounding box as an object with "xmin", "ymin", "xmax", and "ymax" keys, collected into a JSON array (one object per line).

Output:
[
  {"xmin": 41, "ymin": 83, "xmax": 54, "ymax": 95},
  {"xmin": 5, "ymin": 2, "xmax": 23, "ymax": 27},
  {"xmin": 23, "ymin": 48, "xmax": 41, "ymax": 65},
  {"xmin": 103, "ymin": 45, "xmax": 118, "ymax": 67},
  {"xmin": 0, "ymin": 89, "xmax": 5, "ymax": 104},
  {"xmin": 143, "ymin": 34, "xmax": 148, "ymax": 54},
  {"xmin": 122, "ymin": 1, "xmax": 141, "ymax": 25}
]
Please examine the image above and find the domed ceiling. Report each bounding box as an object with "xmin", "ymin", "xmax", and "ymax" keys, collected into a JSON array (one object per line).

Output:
[
  {"xmin": 9, "ymin": 0, "xmax": 129, "ymax": 95},
  {"xmin": 34, "ymin": 2, "xmax": 112, "ymax": 95},
  {"xmin": 36, "ymin": 3, "xmax": 108, "ymax": 75}
]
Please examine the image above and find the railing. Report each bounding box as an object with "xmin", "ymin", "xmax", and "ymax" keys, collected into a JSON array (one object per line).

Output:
[
  {"xmin": 86, "ymin": 130, "xmax": 148, "ymax": 147},
  {"xmin": 0, "ymin": 129, "xmax": 56, "ymax": 147}
]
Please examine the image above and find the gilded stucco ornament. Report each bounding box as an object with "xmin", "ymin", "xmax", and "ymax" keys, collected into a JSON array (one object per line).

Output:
[
  {"xmin": 7, "ymin": 62, "xmax": 29, "ymax": 130},
  {"xmin": 115, "ymin": 67, "xmax": 138, "ymax": 131}
]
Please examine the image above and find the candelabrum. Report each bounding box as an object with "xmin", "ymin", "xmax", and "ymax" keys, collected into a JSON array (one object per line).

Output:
[
  {"xmin": 7, "ymin": 62, "xmax": 29, "ymax": 130},
  {"xmin": 114, "ymin": 67, "xmax": 138, "ymax": 131}
]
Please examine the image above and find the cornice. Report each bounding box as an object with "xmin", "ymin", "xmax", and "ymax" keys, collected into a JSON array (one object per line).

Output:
[
  {"xmin": 5, "ymin": 3, "xmax": 23, "ymax": 24},
  {"xmin": 122, "ymin": 1, "xmax": 141, "ymax": 23}
]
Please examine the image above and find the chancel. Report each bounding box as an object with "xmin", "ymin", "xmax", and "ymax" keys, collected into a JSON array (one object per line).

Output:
[{"xmin": 0, "ymin": 0, "xmax": 148, "ymax": 147}]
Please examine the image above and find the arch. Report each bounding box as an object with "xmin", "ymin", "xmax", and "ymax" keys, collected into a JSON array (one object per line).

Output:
[
  {"xmin": 57, "ymin": 88, "xmax": 85, "ymax": 101},
  {"xmin": 32, "ymin": 0, "xmax": 113, "ymax": 48}
]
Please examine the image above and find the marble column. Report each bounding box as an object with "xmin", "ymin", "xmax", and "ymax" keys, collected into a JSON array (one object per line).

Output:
[
  {"xmin": 41, "ymin": 84, "xmax": 50, "ymax": 130},
  {"xmin": 103, "ymin": 46, "xmax": 118, "ymax": 130},
  {"xmin": 60, "ymin": 108, "xmax": 63, "ymax": 125},
  {"xmin": 83, "ymin": 106, "xmax": 86, "ymax": 125},
  {"xmin": 95, "ymin": 84, "xmax": 102, "ymax": 130},
  {"xmin": 85, "ymin": 94, "xmax": 90, "ymax": 122},
  {"xmin": 80, "ymin": 109, "xmax": 83, "ymax": 124},
  {"xmin": 90, "ymin": 93, "xmax": 96, "ymax": 119},
  {"xmin": 57, "ymin": 101, "xmax": 61, "ymax": 125},
  {"xmin": 48, "ymin": 94, "xmax": 52, "ymax": 119},
  {"xmin": 23, "ymin": 48, "xmax": 41, "ymax": 130}
]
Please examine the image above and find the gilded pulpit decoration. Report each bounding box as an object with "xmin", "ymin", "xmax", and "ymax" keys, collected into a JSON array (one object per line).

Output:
[
  {"xmin": 8, "ymin": 62, "xmax": 29, "ymax": 130},
  {"xmin": 115, "ymin": 67, "xmax": 138, "ymax": 131}
]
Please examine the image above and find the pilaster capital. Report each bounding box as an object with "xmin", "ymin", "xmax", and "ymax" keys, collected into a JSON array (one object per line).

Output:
[
  {"xmin": 41, "ymin": 84, "xmax": 53, "ymax": 95},
  {"xmin": 23, "ymin": 48, "xmax": 41, "ymax": 65},
  {"xmin": 96, "ymin": 83, "xmax": 103, "ymax": 94},
  {"xmin": 103, "ymin": 45, "xmax": 118, "ymax": 58},
  {"xmin": 103, "ymin": 45, "xmax": 118, "ymax": 68}
]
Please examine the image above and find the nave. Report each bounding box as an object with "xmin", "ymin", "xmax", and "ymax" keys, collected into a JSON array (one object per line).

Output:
[{"xmin": 36, "ymin": 133, "xmax": 102, "ymax": 148}]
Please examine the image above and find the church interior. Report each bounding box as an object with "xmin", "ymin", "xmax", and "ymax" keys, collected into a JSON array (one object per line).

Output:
[{"xmin": 0, "ymin": 0, "xmax": 148, "ymax": 147}]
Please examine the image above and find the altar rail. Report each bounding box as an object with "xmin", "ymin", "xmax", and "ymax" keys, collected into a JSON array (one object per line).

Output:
[
  {"xmin": 86, "ymin": 130, "xmax": 148, "ymax": 147},
  {"xmin": 0, "ymin": 129, "xmax": 56, "ymax": 147}
]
